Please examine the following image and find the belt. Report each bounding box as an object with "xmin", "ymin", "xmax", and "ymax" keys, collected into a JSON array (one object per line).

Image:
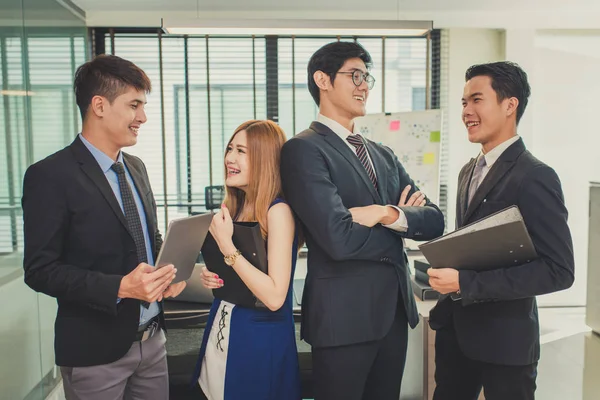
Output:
[{"xmin": 135, "ymin": 316, "xmax": 161, "ymax": 342}]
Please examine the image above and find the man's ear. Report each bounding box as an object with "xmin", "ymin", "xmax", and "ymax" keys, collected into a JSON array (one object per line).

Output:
[
  {"xmin": 506, "ymin": 97, "xmax": 519, "ymax": 119},
  {"xmin": 90, "ymin": 95, "xmax": 106, "ymax": 118},
  {"xmin": 313, "ymin": 70, "xmax": 331, "ymax": 91}
]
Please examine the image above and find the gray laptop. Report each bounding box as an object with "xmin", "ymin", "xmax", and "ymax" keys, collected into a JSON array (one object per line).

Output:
[{"xmin": 155, "ymin": 213, "xmax": 213, "ymax": 283}]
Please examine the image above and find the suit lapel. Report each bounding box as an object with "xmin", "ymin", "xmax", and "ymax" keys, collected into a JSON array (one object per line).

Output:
[
  {"xmin": 312, "ymin": 122, "xmax": 382, "ymax": 204},
  {"xmin": 123, "ymin": 153, "xmax": 156, "ymax": 255},
  {"xmin": 463, "ymin": 138, "xmax": 526, "ymax": 223},
  {"xmin": 457, "ymin": 158, "xmax": 476, "ymax": 227},
  {"xmin": 70, "ymin": 137, "xmax": 131, "ymax": 236}
]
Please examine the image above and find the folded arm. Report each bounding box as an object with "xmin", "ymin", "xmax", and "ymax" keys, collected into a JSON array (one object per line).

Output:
[
  {"xmin": 392, "ymin": 153, "xmax": 445, "ymax": 241},
  {"xmin": 281, "ymin": 138, "xmax": 406, "ymax": 264}
]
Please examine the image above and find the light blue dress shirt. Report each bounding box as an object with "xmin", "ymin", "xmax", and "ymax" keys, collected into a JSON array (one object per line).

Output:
[{"xmin": 79, "ymin": 134, "xmax": 160, "ymax": 326}]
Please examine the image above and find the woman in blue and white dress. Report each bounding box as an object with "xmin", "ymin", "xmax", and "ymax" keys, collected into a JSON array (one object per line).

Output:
[{"xmin": 193, "ymin": 120, "xmax": 301, "ymax": 400}]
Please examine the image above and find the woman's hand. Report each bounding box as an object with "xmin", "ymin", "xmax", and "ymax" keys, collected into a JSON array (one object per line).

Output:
[
  {"xmin": 209, "ymin": 205, "xmax": 236, "ymax": 255},
  {"xmin": 200, "ymin": 266, "xmax": 223, "ymax": 289}
]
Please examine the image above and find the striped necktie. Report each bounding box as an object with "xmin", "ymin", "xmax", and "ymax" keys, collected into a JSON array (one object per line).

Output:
[{"xmin": 346, "ymin": 134, "xmax": 377, "ymax": 189}]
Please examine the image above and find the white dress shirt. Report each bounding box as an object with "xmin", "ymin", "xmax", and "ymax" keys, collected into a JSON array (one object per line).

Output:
[
  {"xmin": 317, "ymin": 114, "xmax": 408, "ymax": 232},
  {"xmin": 478, "ymin": 135, "xmax": 521, "ymax": 181}
]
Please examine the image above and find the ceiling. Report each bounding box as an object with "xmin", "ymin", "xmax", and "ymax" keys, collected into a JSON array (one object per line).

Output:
[
  {"xmin": 69, "ymin": 0, "xmax": 598, "ymax": 13},
  {"xmin": 60, "ymin": 0, "xmax": 600, "ymax": 30}
]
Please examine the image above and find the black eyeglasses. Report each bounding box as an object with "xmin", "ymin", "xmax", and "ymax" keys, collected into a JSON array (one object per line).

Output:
[{"xmin": 337, "ymin": 70, "xmax": 376, "ymax": 90}]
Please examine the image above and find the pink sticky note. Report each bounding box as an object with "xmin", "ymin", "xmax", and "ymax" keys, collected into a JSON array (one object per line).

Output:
[{"xmin": 389, "ymin": 120, "xmax": 400, "ymax": 131}]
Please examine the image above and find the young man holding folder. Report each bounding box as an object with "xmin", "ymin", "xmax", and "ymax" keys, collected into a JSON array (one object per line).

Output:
[{"xmin": 428, "ymin": 61, "xmax": 575, "ymax": 400}]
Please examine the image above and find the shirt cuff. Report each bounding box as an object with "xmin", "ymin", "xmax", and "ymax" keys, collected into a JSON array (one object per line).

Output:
[{"xmin": 381, "ymin": 205, "xmax": 408, "ymax": 232}]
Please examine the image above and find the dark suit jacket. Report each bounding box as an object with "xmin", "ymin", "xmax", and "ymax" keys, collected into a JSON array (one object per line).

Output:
[
  {"xmin": 22, "ymin": 136, "xmax": 164, "ymax": 367},
  {"xmin": 281, "ymin": 122, "xmax": 445, "ymax": 349},
  {"xmin": 429, "ymin": 138, "xmax": 575, "ymax": 366}
]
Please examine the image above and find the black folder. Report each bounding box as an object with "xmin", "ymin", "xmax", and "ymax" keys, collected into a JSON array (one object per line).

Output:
[
  {"xmin": 418, "ymin": 206, "xmax": 537, "ymax": 271},
  {"xmin": 411, "ymin": 277, "xmax": 441, "ymax": 301},
  {"xmin": 414, "ymin": 268, "xmax": 430, "ymax": 285},
  {"xmin": 414, "ymin": 259, "xmax": 431, "ymax": 275},
  {"xmin": 201, "ymin": 221, "xmax": 268, "ymax": 309}
]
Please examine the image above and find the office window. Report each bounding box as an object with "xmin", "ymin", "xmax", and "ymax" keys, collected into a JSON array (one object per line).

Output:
[
  {"xmin": 104, "ymin": 32, "xmax": 434, "ymax": 232},
  {"xmin": 412, "ymin": 87, "xmax": 426, "ymax": 111},
  {"xmin": 0, "ymin": 31, "xmax": 86, "ymax": 254}
]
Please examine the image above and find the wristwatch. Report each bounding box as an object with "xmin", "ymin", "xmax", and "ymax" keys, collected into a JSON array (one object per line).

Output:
[{"xmin": 224, "ymin": 249, "xmax": 242, "ymax": 266}]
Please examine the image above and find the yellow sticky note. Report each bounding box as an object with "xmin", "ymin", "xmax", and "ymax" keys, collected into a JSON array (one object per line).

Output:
[{"xmin": 423, "ymin": 153, "xmax": 435, "ymax": 165}]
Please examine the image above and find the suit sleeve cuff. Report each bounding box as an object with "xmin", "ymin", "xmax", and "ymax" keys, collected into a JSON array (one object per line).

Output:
[{"xmin": 382, "ymin": 205, "xmax": 408, "ymax": 232}]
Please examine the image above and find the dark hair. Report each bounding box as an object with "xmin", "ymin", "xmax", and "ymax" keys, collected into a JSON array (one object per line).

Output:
[
  {"xmin": 307, "ymin": 41, "xmax": 372, "ymax": 106},
  {"xmin": 74, "ymin": 54, "xmax": 152, "ymax": 120},
  {"xmin": 465, "ymin": 61, "xmax": 531, "ymax": 124}
]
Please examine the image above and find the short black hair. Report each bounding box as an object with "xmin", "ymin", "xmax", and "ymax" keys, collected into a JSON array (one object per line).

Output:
[
  {"xmin": 465, "ymin": 61, "xmax": 531, "ymax": 124},
  {"xmin": 74, "ymin": 54, "xmax": 152, "ymax": 120},
  {"xmin": 307, "ymin": 41, "xmax": 372, "ymax": 106}
]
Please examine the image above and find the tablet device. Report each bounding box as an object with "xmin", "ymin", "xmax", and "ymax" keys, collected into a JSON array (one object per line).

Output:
[{"xmin": 155, "ymin": 212, "xmax": 213, "ymax": 283}]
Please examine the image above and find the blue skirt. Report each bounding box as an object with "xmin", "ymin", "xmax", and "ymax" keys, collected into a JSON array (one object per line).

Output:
[{"xmin": 194, "ymin": 299, "xmax": 301, "ymax": 400}]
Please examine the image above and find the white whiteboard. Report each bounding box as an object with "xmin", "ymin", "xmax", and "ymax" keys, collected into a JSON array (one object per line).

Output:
[
  {"xmin": 354, "ymin": 110, "xmax": 443, "ymax": 203},
  {"xmin": 354, "ymin": 110, "xmax": 443, "ymax": 250}
]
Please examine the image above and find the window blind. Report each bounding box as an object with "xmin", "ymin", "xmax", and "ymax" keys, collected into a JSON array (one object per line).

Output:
[{"xmin": 105, "ymin": 31, "xmax": 439, "ymax": 234}]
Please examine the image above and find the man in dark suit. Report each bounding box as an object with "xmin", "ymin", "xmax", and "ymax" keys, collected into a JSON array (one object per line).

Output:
[
  {"xmin": 22, "ymin": 55, "xmax": 187, "ymax": 400},
  {"xmin": 428, "ymin": 61, "xmax": 575, "ymax": 400},
  {"xmin": 280, "ymin": 41, "xmax": 445, "ymax": 400}
]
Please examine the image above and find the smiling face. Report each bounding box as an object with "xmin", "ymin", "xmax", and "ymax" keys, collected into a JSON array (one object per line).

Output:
[
  {"xmin": 329, "ymin": 57, "xmax": 370, "ymax": 119},
  {"xmin": 315, "ymin": 57, "xmax": 371, "ymax": 128},
  {"xmin": 97, "ymin": 86, "xmax": 147, "ymax": 150},
  {"xmin": 224, "ymin": 129, "xmax": 249, "ymax": 191},
  {"xmin": 462, "ymin": 75, "xmax": 515, "ymax": 150}
]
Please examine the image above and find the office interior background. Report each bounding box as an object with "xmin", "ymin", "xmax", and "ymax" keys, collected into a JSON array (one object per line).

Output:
[{"xmin": 1, "ymin": 0, "xmax": 600, "ymax": 399}]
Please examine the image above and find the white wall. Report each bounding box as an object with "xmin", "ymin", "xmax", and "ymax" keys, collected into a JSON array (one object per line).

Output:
[
  {"xmin": 442, "ymin": 28, "xmax": 592, "ymax": 307},
  {"xmin": 443, "ymin": 29, "xmax": 505, "ymax": 230},
  {"xmin": 530, "ymin": 31, "xmax": 600, "ymax": 306}
]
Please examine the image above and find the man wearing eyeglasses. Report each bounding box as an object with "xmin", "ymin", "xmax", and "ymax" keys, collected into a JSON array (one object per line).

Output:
[{"xmin": 281, "ymin": 41, "xmax": 444, "ymax": 400}]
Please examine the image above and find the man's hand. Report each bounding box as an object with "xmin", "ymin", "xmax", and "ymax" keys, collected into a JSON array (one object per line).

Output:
[
  {"xmin": 428, "ymin": 268, "xmax": 460, "ymax": 294},
  {"xmin": 349, "ymin": 205, "xmax": 386, "ymax": 227},
  {"xmin": 398, "ymin": 185, "xmax": 426, "ymax": 207},
  {"xmin": 118, "ymin": 263, "xmax": 176, "ymax": 303},
  {"xmin": 160, "ymin": 281, "xmax": 187, "ymax": 301}
]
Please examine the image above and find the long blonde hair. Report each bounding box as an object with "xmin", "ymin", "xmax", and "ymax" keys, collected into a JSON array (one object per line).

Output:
[{"xmin": 223, "ymin": 120, "xmax": 286, "ymax": 239}]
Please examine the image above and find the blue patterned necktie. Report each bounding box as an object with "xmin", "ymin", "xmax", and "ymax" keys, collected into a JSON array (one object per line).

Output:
[{"xmin": 111, "ymin": 162, "xmax": 150, "ymax": 308}]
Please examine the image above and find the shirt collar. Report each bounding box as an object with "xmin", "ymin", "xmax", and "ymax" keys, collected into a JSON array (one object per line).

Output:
[
  {"xmin": 480, "ymin": 135, "xmax": 520, "ymax": 168},
  {"xmin": 79, "ymin": 133, "xmax": 124, "ymax": 174},
  {"xmin": 317, "ymin": 114, "xmax": 355, "ymax": 142}
]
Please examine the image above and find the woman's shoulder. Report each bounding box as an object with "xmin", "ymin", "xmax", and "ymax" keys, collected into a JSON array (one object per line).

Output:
[
  {"xmin": 269, "ymin": 197, "xmax": 287, "ymax": 208},
  {"xmin": 267, "ymin": 198, "xmax": 293, "ymax": 219}
]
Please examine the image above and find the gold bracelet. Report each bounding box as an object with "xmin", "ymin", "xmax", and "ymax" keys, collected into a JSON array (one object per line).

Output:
[{"xmin": 223, "ymin": 249, "xmax": 241, "ymax": 266}]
